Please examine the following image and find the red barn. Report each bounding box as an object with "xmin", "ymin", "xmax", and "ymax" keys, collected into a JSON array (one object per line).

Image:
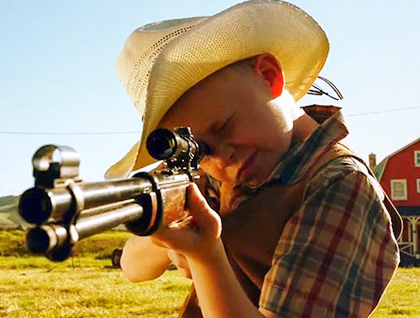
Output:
[{"xmin": 372, "ymin": 138, "xmax": 420, "ymax": 266}]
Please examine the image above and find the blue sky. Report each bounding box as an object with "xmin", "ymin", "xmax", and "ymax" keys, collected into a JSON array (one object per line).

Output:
[{"xmin": 0, "ymin": 0, "xmax": 419, "ymax": 197}]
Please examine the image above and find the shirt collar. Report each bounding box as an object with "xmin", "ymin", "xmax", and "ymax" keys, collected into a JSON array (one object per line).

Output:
[{"xmin": 268, "ymin": 108, "xmax": 349, "ymax": 185}]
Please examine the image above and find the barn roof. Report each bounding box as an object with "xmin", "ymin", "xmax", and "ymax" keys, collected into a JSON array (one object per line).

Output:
[{"xmin": 373, "ymin": 137, "xmax": 420, "ymax": 181}]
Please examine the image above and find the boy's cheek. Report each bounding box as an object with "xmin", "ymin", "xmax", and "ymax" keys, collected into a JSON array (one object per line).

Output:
[{"xmin": 200, "ymin": 162, "xmax": 236, "ymax": 184}]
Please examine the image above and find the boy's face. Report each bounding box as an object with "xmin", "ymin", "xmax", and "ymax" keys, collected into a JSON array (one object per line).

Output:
[{"xmin": 159, "ymin": 63, "xmax": 293, "ymax": 187}]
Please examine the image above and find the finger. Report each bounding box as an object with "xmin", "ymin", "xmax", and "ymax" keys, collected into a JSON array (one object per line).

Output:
[
  {"xmin": 168, "ymin": 215, "xmax": 196, "ymax": 230},
  {"xmin": 186, "ymin": 183, "xmax": 222, "ymax": 238},
  {"xmin": 151, "ymin": 215, "xmax": 197, "ymax": 251},
  {"xmin": 186, "ymin": 183, "xmax": 212, "ymax": 217}
]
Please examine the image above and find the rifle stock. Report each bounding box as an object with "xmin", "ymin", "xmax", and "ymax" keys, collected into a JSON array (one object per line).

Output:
[{"xmin": 19, "ymin": 127, "xmax": 208, "ymax": 262}]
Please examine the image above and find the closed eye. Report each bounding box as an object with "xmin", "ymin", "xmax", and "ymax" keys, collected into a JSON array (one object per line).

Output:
[
  {"xmin": 216, "ymin": 120, "xmax": 229, "ymax": 133},
  {"xmin": 213, "ymin": 114, "xmax": 233, "ymax": 135}
]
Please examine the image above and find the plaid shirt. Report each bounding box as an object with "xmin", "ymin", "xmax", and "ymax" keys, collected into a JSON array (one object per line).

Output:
[{"xmin": 206, "ymin": 107, "xmax": 400, "ymax": 318}]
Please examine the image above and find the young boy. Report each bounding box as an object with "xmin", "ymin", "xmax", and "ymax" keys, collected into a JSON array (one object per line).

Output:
[{"xmin": 106, "ymin": 1, "xmax": 402, "ymax": 317}]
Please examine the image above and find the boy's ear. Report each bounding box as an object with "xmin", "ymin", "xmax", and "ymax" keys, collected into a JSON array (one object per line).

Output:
[{"xmin": 253, "ymin": 53, "xmax": 284, "ymax": 98}]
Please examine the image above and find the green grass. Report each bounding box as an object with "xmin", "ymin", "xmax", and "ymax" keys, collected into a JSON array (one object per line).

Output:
[
  {"xmin": 1, "ymin": 230, "xmax": 419, "ymax": 317},
  {"xmin": 1, "ymin": 258, "xmax": 418, "ymax": 318},
  {"xmin": 0, "ymin": 230, "xmax": 191, "ymax": 317},
  {"xmin": 0, "ymin": 229, "xmax": 28, "ymax": 256},
  {"xmin": 0, "ymin": 259, "xmax": 190, "ymax": 318},
  {"xmin": 0, "ymin": 229, "xmax": 131, "ymax": 258},
  {"xmin": 370, "ymin": 268, "xmax": 420, "ymax": 318}
]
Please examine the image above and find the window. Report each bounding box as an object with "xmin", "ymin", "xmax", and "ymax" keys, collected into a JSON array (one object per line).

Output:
[
  {"xmin": 417, "ymin": 179, "xmax": 420, "ymax": 193},
  {"xmin": 390, "ymin": 179, "xmax": 407, "ymax": 200},
  {"xmin": 415, "ymin": 150, "xmax": 420, "ymax": 167}
]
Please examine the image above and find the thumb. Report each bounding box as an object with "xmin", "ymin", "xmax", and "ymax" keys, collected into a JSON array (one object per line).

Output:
[{"xmin": 186, "ymin": 183, "xmax": 222, "ymax": 238}]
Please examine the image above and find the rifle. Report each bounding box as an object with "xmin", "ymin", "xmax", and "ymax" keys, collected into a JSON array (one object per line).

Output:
[{"xmin": 18, "ymin": 127, "xmax": 209, "ymax": 262}]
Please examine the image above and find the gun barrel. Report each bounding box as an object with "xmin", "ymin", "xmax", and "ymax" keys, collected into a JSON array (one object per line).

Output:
[
  {"xmin": 26, "ymin": 199, "xmax": 144, "ymax": 255},
  {"xmin": 20, "ymin": 127, "xmax": 203, "ymax": 262},
  {"xmin": 24, "ymin": 171, "xmax": 193, "ymax": 261},
  {"xmin": 19, "ymin": 177, "xmax": 153, "ymax": 225}
]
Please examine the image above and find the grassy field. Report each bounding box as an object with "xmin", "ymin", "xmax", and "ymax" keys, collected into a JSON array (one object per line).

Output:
[
  {"xmin": 0, "ymin": 230, "xmax": 419, "ymax": 317},
  {"xmin": 371, "ymin": 267, "xmax": 420, "ymax": 317},
  {"xmin": 0, "ymin": 230, "xmax": 191, "ymax": 317},
  {"xmin": 0, "ymin": 259, "xmax": 190, "ymax": 318}
]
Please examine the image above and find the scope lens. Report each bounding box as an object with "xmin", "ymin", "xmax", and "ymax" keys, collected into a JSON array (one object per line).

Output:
[{"xmin": 146, "ymin": 129, "xmax": 177, "ymax": 160}]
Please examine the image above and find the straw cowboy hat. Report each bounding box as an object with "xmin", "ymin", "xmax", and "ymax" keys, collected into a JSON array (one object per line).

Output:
[{"xmin": 105, "ymin": 0, "xmax": 329, "ymax": 179}]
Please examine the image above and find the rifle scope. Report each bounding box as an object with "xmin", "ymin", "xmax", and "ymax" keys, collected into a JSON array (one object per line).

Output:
[{"xmin": 146, "ymin": 127, "xmax": 209, "ymax": 163}]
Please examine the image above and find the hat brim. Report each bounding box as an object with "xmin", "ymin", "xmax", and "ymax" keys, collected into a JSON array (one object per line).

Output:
[{"xmin": 106, "ymin": 0, "xmax": 329, "ymax": 179}]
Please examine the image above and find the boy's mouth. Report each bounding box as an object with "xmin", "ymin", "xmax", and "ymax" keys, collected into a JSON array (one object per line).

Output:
[{"xmin": 237, "ymin": 151, "xmax": 258, "ymax": 184}]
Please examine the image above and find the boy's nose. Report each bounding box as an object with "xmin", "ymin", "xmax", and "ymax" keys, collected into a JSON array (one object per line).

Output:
[
  {"xmin": 212, "ymin": 143, "xmax": 235, "ymax": 169},
  {"xmin": 214, "ymin": 156, "xmax": 229, "ymax": 170}
]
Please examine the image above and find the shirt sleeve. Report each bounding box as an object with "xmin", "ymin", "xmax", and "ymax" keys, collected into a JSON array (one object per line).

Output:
[{"xmin": 259, "ymin": 169, "xmax": 400, "ymax": 318}]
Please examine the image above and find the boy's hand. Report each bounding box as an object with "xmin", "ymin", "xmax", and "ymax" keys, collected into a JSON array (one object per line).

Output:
[{"xmin": 151, "ymin": 183, "xmax": 222, "ymax": 261}]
